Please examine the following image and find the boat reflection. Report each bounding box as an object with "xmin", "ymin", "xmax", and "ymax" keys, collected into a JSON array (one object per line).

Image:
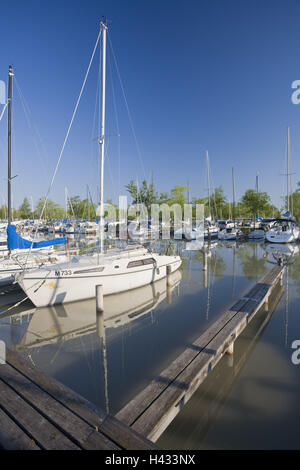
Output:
[
  {"xmin": 264, "ymin": 243, "xmax": 299, "ymax": 264},
  {"xmin": 15, "ymin": 270, "xmax": 182, "ymax": 351}
]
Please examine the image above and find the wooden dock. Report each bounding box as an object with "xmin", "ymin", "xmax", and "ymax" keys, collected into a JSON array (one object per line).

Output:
[
  {"xmin": 116, "ymin": 264, "xmax": 284, "ymax": 442},
  {"xmin": 0, "ymin": 349, "xmax": 158, "ymax": 450}
]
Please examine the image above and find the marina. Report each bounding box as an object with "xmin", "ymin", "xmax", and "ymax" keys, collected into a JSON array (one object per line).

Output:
[{"xmin": 1, "ymin": 0, "xmax": 300, "ymax": 453}]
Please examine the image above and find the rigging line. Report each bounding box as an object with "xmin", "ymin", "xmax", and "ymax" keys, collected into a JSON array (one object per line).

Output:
[
  {"xmin": 14, "ymin": 77, "xmax": 48, "ymax": 177},
  {"xmin": 105, "ymin": 136, "xmax": 118, "ymax": 202},
  {"xmin": 107, "ymin": 32, "xmax": 147, "ymax": 181},
  {"xmin": 108, "ymin": 50, "xmax": 121, "ymax": 196},
  {"xmin": 23, "ymin": 29, "xmax": 102, "ymax": 268},
  {"xmin": 89, "ymin": 53, "xmax": 101, "ymax": 181},
  {"xmin": 0, "ymin": 102, "xmax": 8, "ymax": 121},
  {"xmin": 39, "ymin": 28, "xmax": 102, "ymax": 219}
]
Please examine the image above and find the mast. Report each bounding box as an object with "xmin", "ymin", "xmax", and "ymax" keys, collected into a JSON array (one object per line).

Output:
[
  {"xmin": 7, "ymin": 65, "xmax": 13, "ymax": 226},
  {"xmin": 99, "ymin": 21, "xmax": 107, "ymax": 252},
  {"xmin": 287, "ymin": 126, "xmax": 290, "ymax": 213},
  {"xmin": 65, "ymin": 187, "xmax": 68, "ymax": 219},
  {"xmin": 232, "ymin": 167, "xmax": 235, "ymax": 226},
  {"xmin": 206, "ymin": 151, "xmax": 211, "ymax": 219}
]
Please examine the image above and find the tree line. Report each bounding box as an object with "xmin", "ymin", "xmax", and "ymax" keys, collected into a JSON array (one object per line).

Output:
[{"xmin": 1, "ymin": 179, "xmax": 299, "ymax": 221}]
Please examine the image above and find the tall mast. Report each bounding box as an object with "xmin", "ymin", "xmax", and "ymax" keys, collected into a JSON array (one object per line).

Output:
[
  {"xmin": 287, "ymin": 126, "xmax": 290, "ymax": 213},
  {"xmin": 232, "ymin": 167, "xmax": 235, "ymax": 225},
  {"xmin": 8, "ymin": 65, "xmax": 13, "ymax": 226},
  {"xmin": 99, "ymin": 21, "xmax": 107, "ymax": 251},
  {"xmin": 206, "ymin": 151, "xmax": 211, "ymax": 219}
]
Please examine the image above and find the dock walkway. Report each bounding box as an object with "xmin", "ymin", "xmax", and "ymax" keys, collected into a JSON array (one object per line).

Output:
[
  {"xmin": 0, "ymin": 349, "xmax": 158, "ymax": 450},
  {"xmin": 116, "ymin": 265, "xmax": 284, "ymax": 442}
]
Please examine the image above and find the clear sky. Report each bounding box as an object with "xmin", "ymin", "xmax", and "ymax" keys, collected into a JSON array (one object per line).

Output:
[{"xmin": 1, "ymin": 0, "xmax": 300, "ymax": 211}]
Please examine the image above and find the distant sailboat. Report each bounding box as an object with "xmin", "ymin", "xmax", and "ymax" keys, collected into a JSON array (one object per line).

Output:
[{"xmin": 266, "ymin": 127, "xmax": 299, "ymax": 243}]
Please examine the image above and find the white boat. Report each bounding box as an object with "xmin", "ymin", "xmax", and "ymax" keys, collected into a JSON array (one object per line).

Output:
[
  {"xmin": 48, "ymin": 221, "xmax": 64, "ymax": 233},
  {"xmin": 16, "ymin": 245, "xmax": 181, "ymax": 307},
  {"xmin": 265, "ymin": 219, "xmax": 299, "ymax": 243},
  {"xmin": 218, "ymin": 227, "xmax": 242, "ymax": 240},
  {"xmin": 174, "ymin": 221, "xmax": 203, "ymax": 241},
  {"xmin": 15, "ymin": 22, "xmax": 181, "ymax": 307},
  {"xmin": 204, "ymin": 221, "xmax": 219, "ymax": 239},
  {"xmin": 217, "ymin": 219, "xmax": 235, "ymax": 230},
  {"xmin": 266, "ymin": 128, "xmax": 299, "ymax": 244},
  {"xmin": 0, "ymin": 251, "xmax": 69, "ymax": 287},
  {"xmin": 248, "ymin": 229, "xmax": 265, "ymax": 239}
]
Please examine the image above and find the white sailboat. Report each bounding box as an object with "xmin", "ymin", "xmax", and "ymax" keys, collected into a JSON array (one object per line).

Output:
[
  {"xmin": 15, "ymin": 21, "xmax": 181, "ymax": 307},
  {"xmin": 266, "ymin": 127, "xmax": 299, "ymax": 243}
]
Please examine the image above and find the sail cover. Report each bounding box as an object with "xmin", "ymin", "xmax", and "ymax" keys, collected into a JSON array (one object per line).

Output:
[{"xmin": 7, "ymin": 225, "xmax": 67, "ymax": 250}]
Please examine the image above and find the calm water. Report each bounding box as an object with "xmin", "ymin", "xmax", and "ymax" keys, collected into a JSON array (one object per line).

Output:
[{"xmin": 1, "ymin": 239, "xmax": 300, "ymax": 449}]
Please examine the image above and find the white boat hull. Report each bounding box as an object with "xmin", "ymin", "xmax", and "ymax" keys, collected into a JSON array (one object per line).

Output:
[
  {"xmin": 265, "ymin": 227, "xmax": 299, "ymax": 243},
  {"xmin": 16, "ymin": 251, "xmax": 182, "ymax": 307}
]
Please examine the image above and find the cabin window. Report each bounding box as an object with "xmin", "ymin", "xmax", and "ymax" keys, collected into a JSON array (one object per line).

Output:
[
  {"xmin": 143, "ymin": 258, "xmax": 156, "ymax": 265},
  {"xmin": 73, "ymin": 267, "xmax": 105, "ymax": 274},
  {"xmin": 127, "ymin": 260, "xmax": 144, "ymax": 268},
  {"xmin": 127, "ymin": 258, "xmax": 156, "ymax": 268}
]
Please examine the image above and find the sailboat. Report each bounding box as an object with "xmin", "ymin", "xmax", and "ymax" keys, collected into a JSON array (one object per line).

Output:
[
  {"xmin": 218, "ymin": 167, "xmax": 242, "ymax": 240},
  {"xmin": 0, "ymin": 66, "xmax": 68, "ymax": 286},
  {"xmin": 15, "ymin": 21, "xmax": 181, "ymax": 307},
  {"xmin": 266, "ymin": 127, "xmax": 299, "ymax": 243}
]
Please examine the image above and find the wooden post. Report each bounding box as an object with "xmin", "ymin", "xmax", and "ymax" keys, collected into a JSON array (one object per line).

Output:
[
  {"xmin": 226, "ymin": 342, "xmax": 234, "ymax": 355},
  {"xmin": 166, "ymin": 264, "xmax": 172, "ymax": 285},
  {"xmin": 264, "ymin": 296, "xmax": 269, "ymax": 312}
]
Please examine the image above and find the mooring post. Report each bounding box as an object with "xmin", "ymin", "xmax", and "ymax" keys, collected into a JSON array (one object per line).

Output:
[
  {"xmin": 96, "ymin": 285, "xmax": 104, "ymax": 338},
  {"xmin": 166, "ymin": 264, "xmax": 172, "ymax": 285},
  {"xmin": 264, "ymin": 295, "xmax": 269, "ymax": 312},
  {"xmin": 226, "ymin": 342, "xmax": 234, "ymax": 355}
]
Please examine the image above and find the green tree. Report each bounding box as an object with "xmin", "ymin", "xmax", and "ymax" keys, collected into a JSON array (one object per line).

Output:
[
  {"xmin": 240, "ymin": 189, "xmax": 272, "ymax": 219},
  {"xmin": 18, "ymin": 197, "xmax": 31, "ymax": 219},
  {"xmin": 126, "ymin": 180, "xmax": 158, "ymax": 210},
  {"xmin": 168, "ymin": 185, "xmax": 188, "ymax": 209},
  {"xmin": 36, "ymin": 198, "xmax": 64, "ymax": 220}
]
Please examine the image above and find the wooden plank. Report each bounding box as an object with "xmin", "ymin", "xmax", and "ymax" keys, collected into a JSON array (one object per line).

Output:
[
  {"xmin": 6, "ymin": 350, "xmax": 156, "ymax": 450},
  {"xmin": 0, "ymin": 407, "xmax": 41, "ymax": 450},
  {"xmin": 100, "ymin": 415, "xmax": 159, "ymax": 450},
  {"xmin": 0, "ymin": 378, "xmax": 79, "ymax": 450},
  {"xmin": 6, "ymin": 349, "xmax": 107, "ymax": 426},
  {"xmin": 0, "ymin": 363, "xmax": 120, "ymax": 450}
]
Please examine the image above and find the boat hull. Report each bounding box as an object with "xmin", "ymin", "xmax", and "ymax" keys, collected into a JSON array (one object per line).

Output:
[{"xmin": 17, "ymin": 255, "xmax": 182, "ymax": 307}]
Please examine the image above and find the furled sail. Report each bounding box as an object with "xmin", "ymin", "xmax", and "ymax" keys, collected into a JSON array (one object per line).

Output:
[{"xmin": 7, "ymin": 224, "xmax": 66, "ymax": 250}]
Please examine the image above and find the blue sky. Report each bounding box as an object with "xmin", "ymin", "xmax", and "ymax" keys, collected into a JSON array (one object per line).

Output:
[{"xmin": 1, "ymin": 0, "xmax": 300, "ymax": 211}]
